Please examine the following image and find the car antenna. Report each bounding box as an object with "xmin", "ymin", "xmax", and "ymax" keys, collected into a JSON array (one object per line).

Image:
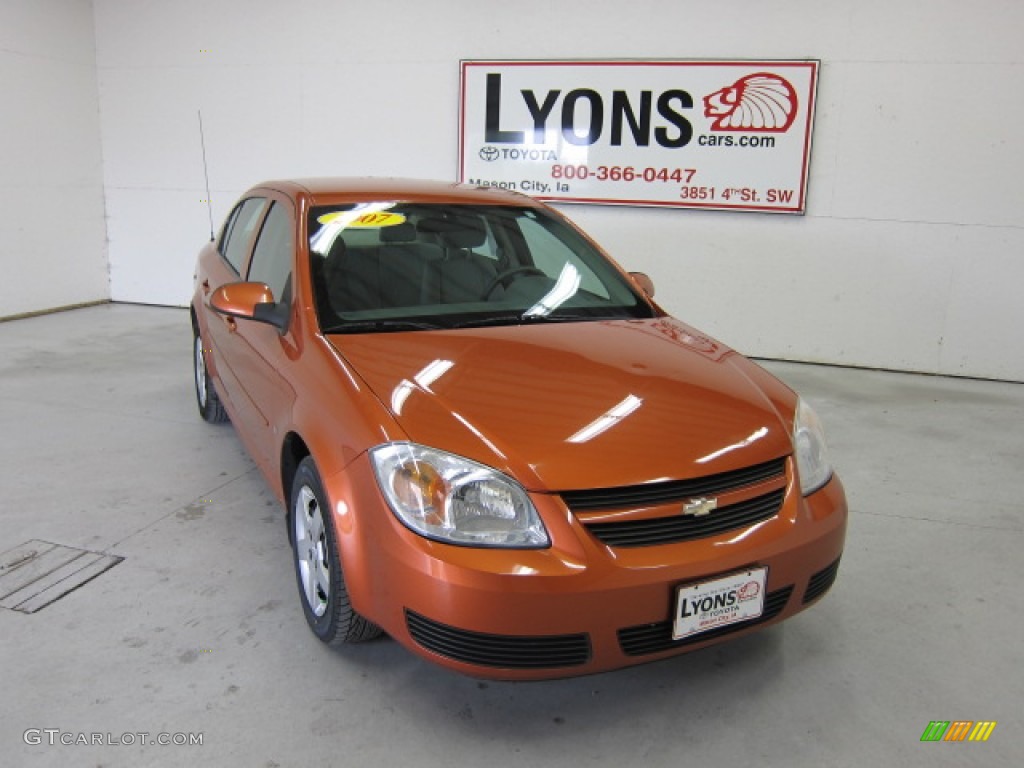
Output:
[{"xmin": 198, "ymin": 110, "xmax": 215, "ymax": 242}]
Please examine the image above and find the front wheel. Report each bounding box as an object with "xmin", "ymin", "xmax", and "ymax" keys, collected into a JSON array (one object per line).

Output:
[
  {"xmin": 193, "ymin": 325, "xmax": 228, "ymax": 423},
  {"xmin": 290, "ymin": 457, "xmax": 382, "ymax": 644}
]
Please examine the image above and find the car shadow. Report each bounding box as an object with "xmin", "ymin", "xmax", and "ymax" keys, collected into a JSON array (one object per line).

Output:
[{"xmin": 320, "ymin": 622, "xmax": 786, "ymax": 741}]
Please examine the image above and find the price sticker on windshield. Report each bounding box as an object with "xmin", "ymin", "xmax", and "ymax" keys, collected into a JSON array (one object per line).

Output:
[{"xmin": 317, "ymin": 211, "xmax": 407, "ymax": 228}]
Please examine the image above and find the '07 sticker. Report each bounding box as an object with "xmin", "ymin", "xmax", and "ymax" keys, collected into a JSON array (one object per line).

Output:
[{"xmin": 317, "ymin": 211, "xmax": 407, "ymax": 228}]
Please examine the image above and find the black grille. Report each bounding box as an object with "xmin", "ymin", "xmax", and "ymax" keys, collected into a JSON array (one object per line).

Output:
[
  {"xmin": 560, "ymin": 456, "xmax": 787, "ymax": 512},
  {"xmin": 583, "ymin": 489, "xmax": 784, "ymax": 548},
  {"xmin": 803, "ymin": 557, "xmax": 841, "ymax": 604},
  {"xmin": 618, "ymin": 586, "xmax": 793, "ymax": 657},
  {"xmin": 405, "ymin": 610, "xmax": 591, "ymax": 669}
]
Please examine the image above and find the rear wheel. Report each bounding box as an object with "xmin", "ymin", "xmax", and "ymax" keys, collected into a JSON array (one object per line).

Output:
[
  {"xmin": 193, "ymin": 325, "xmax": 228, "ymax": 423},
  {"xmin": 291, "ymin": 457, "xmax": 382, "ymax": 644}
]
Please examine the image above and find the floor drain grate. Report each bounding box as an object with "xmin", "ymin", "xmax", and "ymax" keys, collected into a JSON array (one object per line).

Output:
[{"xmin": 0, "ymin": 540, "xmax": 123, "ymax": 613}]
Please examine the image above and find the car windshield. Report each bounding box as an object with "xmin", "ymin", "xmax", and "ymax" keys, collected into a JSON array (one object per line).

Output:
[{"xmin": 308, "ymin": 202, "xmax": 655, "ymax": 332}]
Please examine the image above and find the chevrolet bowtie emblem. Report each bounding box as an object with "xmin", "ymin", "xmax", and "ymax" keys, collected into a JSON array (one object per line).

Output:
[{"xmin": 683, "ymin": 497, "xmax": 718, "ymax": 517}]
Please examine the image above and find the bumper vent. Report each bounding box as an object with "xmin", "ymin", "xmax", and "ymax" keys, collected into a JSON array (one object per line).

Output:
[
  {"xmin": 405, "ymin": 610, "xmax": 591, "ymax": 669},
  {"xmin": 561, "ymin": 456, "xmax": 787, "ymax": 512},
  {"xmin": 617, "ymin": 585, "xmax": 794, "ymax": 657},
  {"xmin": 803, "ymin": 557, "xmax": 841, "ymax": 604}
]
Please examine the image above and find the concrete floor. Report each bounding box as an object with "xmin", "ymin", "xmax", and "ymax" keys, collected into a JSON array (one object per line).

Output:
[{"xmin": 0, "ymin": 303, "xmax": 1021, "ymax": 767}]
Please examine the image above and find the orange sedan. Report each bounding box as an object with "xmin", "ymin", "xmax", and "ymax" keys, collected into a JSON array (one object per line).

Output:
[{"xmin": 191, "ymin": 178, "xmax": 847, "ymax": 679}]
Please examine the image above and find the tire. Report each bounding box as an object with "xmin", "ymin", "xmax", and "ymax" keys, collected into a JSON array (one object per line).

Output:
[
  {"xmin": 290, "ymin": 456, "xmax": 382, "ymax": 644},
  {"xmin": 193, "ymin": 324, "xmax": 229, "ymax": 423}
]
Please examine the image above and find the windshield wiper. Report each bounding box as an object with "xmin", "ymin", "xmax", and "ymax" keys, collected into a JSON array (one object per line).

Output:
[
  {"xmin": 322, "ymin": 319, "xmax": 442, "ymax": 334},
  {"xmin": 449, "ymin": 313, "xmax": 596, "ymax": 329},
  {"xmin": 448, "ymin": 314, "xmax": 524, "ymax": 329}
]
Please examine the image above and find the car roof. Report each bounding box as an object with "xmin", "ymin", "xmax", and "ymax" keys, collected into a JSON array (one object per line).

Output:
[{"xmin": 248, "ymin": 177, "xmax": 540, "ymax": 208}]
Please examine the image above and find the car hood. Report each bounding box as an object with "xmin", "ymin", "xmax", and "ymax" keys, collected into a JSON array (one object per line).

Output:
[{"xmin": 329, "ymin": 318, "xmax": 794, "ymax": 491}]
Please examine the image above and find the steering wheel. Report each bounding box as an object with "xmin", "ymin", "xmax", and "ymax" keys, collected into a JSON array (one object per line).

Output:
[{"xmin": 482, "ymin": 266, "xmax": 547, "ymax": 299}]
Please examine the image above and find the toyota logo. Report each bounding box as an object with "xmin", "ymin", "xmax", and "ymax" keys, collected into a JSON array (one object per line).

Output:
[{"xmin": 479, "ymin": 146, "xmax": 500, "ymax": 162}]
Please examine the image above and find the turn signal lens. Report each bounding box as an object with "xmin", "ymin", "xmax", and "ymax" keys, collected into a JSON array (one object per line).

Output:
[{"xmin": 390, "ymin": 461, "xmax": 446, "ymax": 526}]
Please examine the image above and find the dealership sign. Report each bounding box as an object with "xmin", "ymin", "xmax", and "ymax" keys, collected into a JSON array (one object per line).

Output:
[{"xmin": 459, "ymin": 60, "xmax": 819, "ymax": 213}]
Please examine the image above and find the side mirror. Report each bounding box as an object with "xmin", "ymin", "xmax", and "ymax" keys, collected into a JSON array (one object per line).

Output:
[
  {"xmin": 209, "ymin": 282, "xmax": 287, "ymax": 330},
  {"xmin": 629, "ymin": 271, "xmax": 655, "ymax": 298}
]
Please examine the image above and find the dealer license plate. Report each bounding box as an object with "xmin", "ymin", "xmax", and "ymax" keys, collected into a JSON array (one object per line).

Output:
[{"xmin": 673, "ymin": 567, "xmax": 768, "ymax": 640}]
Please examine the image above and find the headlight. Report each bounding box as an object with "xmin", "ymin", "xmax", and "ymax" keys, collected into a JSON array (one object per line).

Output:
[
  {"xmin": 369, "ymin": 443, "xmax": 550, "ymax": 548},
  {"xmin": 793, "ymin": 398, "xmax": 833, "ymax": 495}
]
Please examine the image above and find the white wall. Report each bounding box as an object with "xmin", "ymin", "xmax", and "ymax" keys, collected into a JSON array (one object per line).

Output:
[
  {"xmin": 93, "ymin": 0, "xmax": 1024, "ymax": 381},
  {"xmin": 0, "ymin": 0, "xmax": 108, "ymax": 317}
]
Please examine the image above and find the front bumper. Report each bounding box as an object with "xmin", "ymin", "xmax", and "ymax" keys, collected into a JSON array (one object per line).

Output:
[{"xmin": 326, "ymin": 455, "xmax": 848, "ymax": 680}]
